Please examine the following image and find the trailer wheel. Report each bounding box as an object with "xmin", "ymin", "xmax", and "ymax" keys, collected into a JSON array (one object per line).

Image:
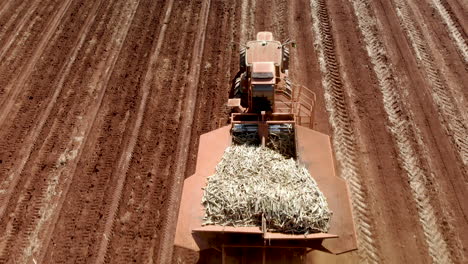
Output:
[{"xmin": 282, "ymin": 46, "xmax": 289, "ymax": 72}]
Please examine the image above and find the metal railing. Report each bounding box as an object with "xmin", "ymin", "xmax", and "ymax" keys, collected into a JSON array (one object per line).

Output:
[
  {"xmin": 294, "ymin": 84, "xmax": 316, "ymax": 129},
  {"xmin": 275, "ymin": 80, "xmax": 316, "ymax": 128}
]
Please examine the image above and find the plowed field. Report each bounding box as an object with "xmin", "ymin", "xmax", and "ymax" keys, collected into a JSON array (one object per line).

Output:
[{"xmin": 0, "ymin": 0, "xmax": 466, "ymax": 263}]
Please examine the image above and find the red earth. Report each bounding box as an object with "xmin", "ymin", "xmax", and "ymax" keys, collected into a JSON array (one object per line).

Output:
[{"xmin": 0, "ymin": 0, "xmax": 466, "ymax": 263}]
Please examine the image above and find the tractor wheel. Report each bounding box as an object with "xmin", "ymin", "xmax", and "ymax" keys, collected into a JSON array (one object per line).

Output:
[
  {"xmin": 234, "ymin": 75, "xmax": 244, "ymax": 98},
  {"xmin": 285, "ymin": 77, "xmax": 292, "ymax": 90},
  {"xmin": 240, "ymin": 48, "xmax": 246, "ymax": 72},
  {"xmin": 285, "ymin": 77, "xmax": 292, "ymax": 98},
  {"xmin": 282, "ymin": 46, "xmax": 289, "ymax": 72}
]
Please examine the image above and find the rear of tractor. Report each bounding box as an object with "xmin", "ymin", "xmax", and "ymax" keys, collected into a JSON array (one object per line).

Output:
[{"xmin": 175, "ymin": 32, "xmax": 357, "ymax": 263}]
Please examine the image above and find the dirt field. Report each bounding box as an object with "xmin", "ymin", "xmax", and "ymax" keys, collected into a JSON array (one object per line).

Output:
[{"xmin": 0, "ymin": 0, "xmax": 466, "ymax": 263}]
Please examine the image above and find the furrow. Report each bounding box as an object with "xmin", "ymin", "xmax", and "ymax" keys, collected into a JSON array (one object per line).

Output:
[
  {"xmin": 249, "ymin": 0, "xmax": 257, "ymax": 41},
  {"xmin": 93, "ymin": 0, "xmax": 174, "ymax": 262},
  {"xmin": 0, "ymin": 0, "xmax": 40, "ymax": 62},
  {"xmin": 0, "ymin": 0, "xmax": 73, "ymax": 127},
  {"xmin": 240, "ymin": 0, "xmax": 256, "ymax": 43},
  {"xmin": 103, "ymin": 0, "xmax": 202, "ymax": 261},
  {"xmin": 37, "ymin": 0, "xmax": 142, "ymax": 262},
  {"xmin": 121, "ymin": 2, "xmax": 203, "ymax": 260},
  {"xmin": 187, "ymin": 0, "xmax": 241, "ymax": 178},
  {"xmin": 0, "ymin": 0, "xmax": 104, "ymax": 221},
  {"xmin": 0, "ymin": 0, "xmax": 56, "ymax": 102},
  {"xmin": 0, "ymin": 0, "xmax": 13, "ymax": 17},
  {"xmin": 349, "ymin": 0, "xmax": 453, "ymax": 263},
  {"xmin": 394, "ymin": 0, "xmax": 467, "ymax": 167},
  {"xmin": 272, "ymin": 0, "xmax": 288, "ymax": 39},
  {"xmin": 309, "ymin": 0, "xmax": 380, "ymax": 263},
  {"xmin": 240, "ymin": 0, "xmax": 249, "ymax": 44},
  {"xmin": 156, "ymin": 0, "xmax": 212, "ymax": 262},
  {"xmin": 0, "ymin": 0, "xmax": 140, "ymax": 262},
  {"xmin": 0, "ymin": 1, "xmax": 29, "ymax": 52}
]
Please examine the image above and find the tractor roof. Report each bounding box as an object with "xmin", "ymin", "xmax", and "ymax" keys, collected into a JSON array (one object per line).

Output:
[{"xmin": 246, "ymin": 40, "xmax": 282, "ymax": 65}]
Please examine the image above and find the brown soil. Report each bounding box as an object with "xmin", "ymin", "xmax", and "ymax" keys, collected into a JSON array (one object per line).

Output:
[{"xmin": 0, "ymin": 0, "xmax": 466, "ymax": 263}]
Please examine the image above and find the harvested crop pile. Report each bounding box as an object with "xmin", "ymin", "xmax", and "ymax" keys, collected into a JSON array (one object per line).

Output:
[
  {"xmin": 202, "ymin": 145, "xmax": 332, "ymax": 234},
  {"xmin": 266, "ymin": 124, "xmax": 296, "ymax": 159}
]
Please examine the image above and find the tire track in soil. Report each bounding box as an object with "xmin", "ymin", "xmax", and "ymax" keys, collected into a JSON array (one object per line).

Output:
[
  {"xmin": 172, "ymin": 2, "xmax": 241, "ymax": 261},
  {"xmin": 90, "ymin": 0, "xmax": 174, "ymax": 262},
  {"xmin": 428, "ymin": 0, "xmax": 468, "ymax": 63},
  {"xmin": 406, "ymin": 0, "xmax": 468, "ymax": 123},
  {"xmin": 0, "ymin": 0, "xmax": 104, "ymax": 227},
  {"xmin": 0, "ymin": 0, "xmax": 30, "ymax": 54},
  {"xmin": 349, "ymin": 0, "xmax": 453, "ymax": 263},
  {"xmin": 106, "ymin": 1, "xmax": 206, "ymax": 262},
  {"xmin": 392, "ymin": 1, "xmax": 466, "ymax": 257},
  {"xmin": 0, "ymin": 0, "xmax": 140, "ymax": 262},
  {"xmin": 0, "ymin": 0, "xmax": 104, "ymax": 221},
  {"xmin": 405, "ymin": 0, "xmax": 468, "ymax": 258},
  {"xmin": 328, "ymin": 0, "xmax": 435, "ymax": 261},
  {"xmin": 442, "ymin": 0, "xmax": 468, "ymax": 36},
  {"xmin": 255, "ymin": 0, "xmax": 273, "ymax": 34},
  {"xmin": 187, "ymin": 0, "xmax": 240, "ymax": 165},
  {"xmin": 239, "ymin": 0, "xmax": 254, "ymax": 43},
  {"xmin": 249, "ymin": 0, "xmax": 257, "ymax": 41},
  {"xmin": 287, "ymin": 0, "xmax": 329, "ymax": 134},
  {"xmin": 0, "ymin": 0, "xmax": 463, "ymax": 263},
  {"xmin": 0, "ymin": 0, "xmax": 113, "ymax": 257},
  {"xmin": 279, "ymin": 0, "xmax": 317, "ymax": 131},
  {"xmin": 309, "ymin": 0, "xmax": 380, "ymax": 262},
  {"xmin": 239, "ymin": 0, "xmax": 256, "ymax": 44},
  {"xmin": 156, "ymin": 0, "xmax": 211, "ymax": 262},
  {"xmin": 0, "ymin": 0, "xmax": 14, "ymax": 18},
  {"xmin": 39, "ymin": 0, "xmax": 142, "ymax": 262},
  {"xmin": 381, "ymin": 0, "xmax": 467, "ymax": 260},
  {"xmin": 0, "ymin": 0, "xmax": 49, "ymax": 101},
  {"xmin": 270, "ymin": 0, "xmax": 288, "ymax": 41},
  {"xmin": 0, "ymin": 0, "xmax": 40, "ymax": 63},
  {"xmin": 0, "ymin": 0, "xmax": 73, "ymax": 127}
]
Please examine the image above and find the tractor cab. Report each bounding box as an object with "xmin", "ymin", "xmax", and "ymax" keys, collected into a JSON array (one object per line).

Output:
[{"xmin": 251, "ymin": 62, "xmax": 275, "ymax": 112}]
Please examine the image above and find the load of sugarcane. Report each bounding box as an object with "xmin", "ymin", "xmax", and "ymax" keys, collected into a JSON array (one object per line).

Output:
[
  {"xmin": 201, "ymin": 145, "xmax": 332, "ymax": 234},
  {"xmin": 266, "ymin": 125, "xmax": 296, "ymax": 159}
]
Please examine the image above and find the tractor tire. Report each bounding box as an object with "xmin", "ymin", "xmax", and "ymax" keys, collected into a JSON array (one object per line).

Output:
[
  {"xmin": 234, "ymin": 75, "xmax": 243, "ymax": 98},
  {"xmin": 284, "ymin": 77, "xmax": 292, "ymax": 98},
  {"xmin": 240, "ymin": 48, "xmax": 246, "ymax": 72},
  {"xmin": 282, "ymin": 46, "xmax": 289, "ymax": 73},
  {"xmin": 285, "ymin": 77, "xmax": 291, "ymax": 89}
]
